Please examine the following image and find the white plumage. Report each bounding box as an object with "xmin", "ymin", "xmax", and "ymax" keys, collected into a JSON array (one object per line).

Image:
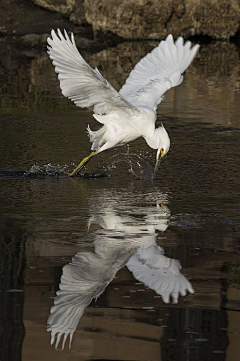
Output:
[
  {"xmin": 47, "ymin": 30, "xmax": 199, "ymax": 176},
  {"xmin": 120, "ymin": 36, "xmax": 199, "ymax": 111},
  {"xmin": 47, "ymin": 30, "xmax": 135, "ymax": 115}
]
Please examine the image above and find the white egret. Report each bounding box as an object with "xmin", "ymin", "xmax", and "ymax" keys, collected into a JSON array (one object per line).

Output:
[{"xmin": 47, "ymin": 30, "xmax": 199, "ymax": 176}]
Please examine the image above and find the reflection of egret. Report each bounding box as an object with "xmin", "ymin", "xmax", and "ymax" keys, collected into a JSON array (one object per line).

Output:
[
  {"xmin": 47, "ymin": 30, "xmax": 199, "ymax": 176},
  {"xmin": 47, "ymin": 199, "xmax": 194, "ymax": 349}
]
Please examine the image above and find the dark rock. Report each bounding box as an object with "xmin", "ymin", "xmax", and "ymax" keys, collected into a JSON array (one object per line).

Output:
[
  {"xmin": 69, "ymin": 0, "xmax": 87, "ymax": 25},
  {"xmin": 18, "ymin": 33, "xmax": 49, "ymax": 48},
  {"xmin": 84, "ymin": 0, "xmax": 240, "ymax": 40},
  {"xmin": 32, "ymin": 0, "xmax": 75, "ymax": 16},
  {"xmin": 167, "ymin": 0, "xmax": 240, "ymax": 39},
  {"xmin": 74, "ymin": 35, "xmax": 105, "ymax": 52},
  {"xmin": 84, "ymin": 0, "xmax": 174, "ymax": 40},
  {"xmin": 0, "ymin": 0, "xmax": 76, "ymax": 36}
]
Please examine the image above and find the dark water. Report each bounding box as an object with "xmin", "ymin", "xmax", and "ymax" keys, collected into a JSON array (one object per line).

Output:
[{"xmin": 0, "ymin": 38, "xmax": 240, "ymax": 361}]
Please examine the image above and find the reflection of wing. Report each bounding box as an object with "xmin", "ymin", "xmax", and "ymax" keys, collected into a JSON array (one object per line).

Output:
[
  {"xmin": 47, "ymin": 29, "xmax": 137, "ymax": 115},
  {"xmin": 126, "ymin": 245, "xmax": 194, "ymax": 304},
  {"xmin": 47, "ymin": 252, "xmax": 116, "ymax": 350},
  {"xmin": 120, "ymin": 35, "xmax": 199, "ymax": 111},
  {"xmin": 47, "ymin": 196, "xmax": 194, "ymax": 350}
]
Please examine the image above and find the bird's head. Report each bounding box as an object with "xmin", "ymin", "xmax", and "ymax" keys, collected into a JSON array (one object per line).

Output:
[
  {"xmin": 144, "ymin": 124, "xmax": 170, "ymax": 175},
  {"xmin": 154, "ymin": 125, "xmax": 170, "ymax": 172}
]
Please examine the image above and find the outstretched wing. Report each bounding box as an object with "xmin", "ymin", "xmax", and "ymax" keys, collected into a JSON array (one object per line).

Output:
[
  {"xmin": 120, "ymin": 35, "xmax": 199, "ymax": 111},
  {"xmin": 47, "ymin": 29, "xmax": 137, "ymax": 115}
]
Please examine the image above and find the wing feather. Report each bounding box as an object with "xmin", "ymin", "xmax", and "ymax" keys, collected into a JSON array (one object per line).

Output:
[
  {"xmin": 120, "ymin": 35, "xmax": 199, "ymax": 111},
  {"xmin": 47, "ymin": 29, "xmax": 137, "ymax": 115}
]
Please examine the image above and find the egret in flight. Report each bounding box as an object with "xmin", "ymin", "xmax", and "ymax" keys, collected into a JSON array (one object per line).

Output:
[{"xmin": 47, "ymin": 30, "xmax": 199, "ymax": 177}]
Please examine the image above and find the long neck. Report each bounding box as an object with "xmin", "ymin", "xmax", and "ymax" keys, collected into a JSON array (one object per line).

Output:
[{"xmin": 144, "ymin": 128, "xmax": 160, "ymax": 150}]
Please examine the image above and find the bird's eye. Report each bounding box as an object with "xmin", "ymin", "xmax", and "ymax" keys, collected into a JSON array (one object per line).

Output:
[{"xmin": 160, "ymin": 148, "xmax": 164, "ymax": 157}]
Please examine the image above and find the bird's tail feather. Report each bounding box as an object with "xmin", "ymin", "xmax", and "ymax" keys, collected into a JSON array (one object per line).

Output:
[{"xmin": 87, "ymin": 125, "xmax": 106, "ymax": 151}]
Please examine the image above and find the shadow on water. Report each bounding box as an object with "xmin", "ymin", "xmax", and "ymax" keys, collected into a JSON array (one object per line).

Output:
[
  {"xmin": 0, "ymin": 223, "xmax": 26, "ymax": 361},
  {"xmin": 160, "ymin": 307, "xmax": 228, "ymax": 361}
]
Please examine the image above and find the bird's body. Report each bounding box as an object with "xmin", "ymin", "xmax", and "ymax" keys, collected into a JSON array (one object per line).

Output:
[
  {"xmin": 47, "ymin": 30, "xmax": 199, "ymax": 176},
  {"xmin": 89, "ymin": 106, "xmax": 155, "ymax": 151}
]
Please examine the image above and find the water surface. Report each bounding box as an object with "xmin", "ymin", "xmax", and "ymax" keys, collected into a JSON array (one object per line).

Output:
[{"xmin": 0, "ymin": 38, "xmax": 240, "ymax": 361}]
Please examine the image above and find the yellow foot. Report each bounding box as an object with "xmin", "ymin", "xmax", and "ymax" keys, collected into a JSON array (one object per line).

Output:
[{"xmin": 68, "ymin": 151, "xmax": 97, "ymax": 177}]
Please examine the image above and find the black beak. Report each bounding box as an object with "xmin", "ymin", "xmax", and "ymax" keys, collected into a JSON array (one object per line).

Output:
[{"xmin": 152, "ymin": 148, "xmax": 164, "ymax": 178}]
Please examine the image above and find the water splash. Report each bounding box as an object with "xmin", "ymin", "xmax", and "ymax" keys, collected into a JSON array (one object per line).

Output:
[
  {"xmin": 96, "ymin": 152, "xmax": 155, "ymax": 180},
  {"xmin": 0, "ymin": 153, "xmax": 155, "ymax": 179}
]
